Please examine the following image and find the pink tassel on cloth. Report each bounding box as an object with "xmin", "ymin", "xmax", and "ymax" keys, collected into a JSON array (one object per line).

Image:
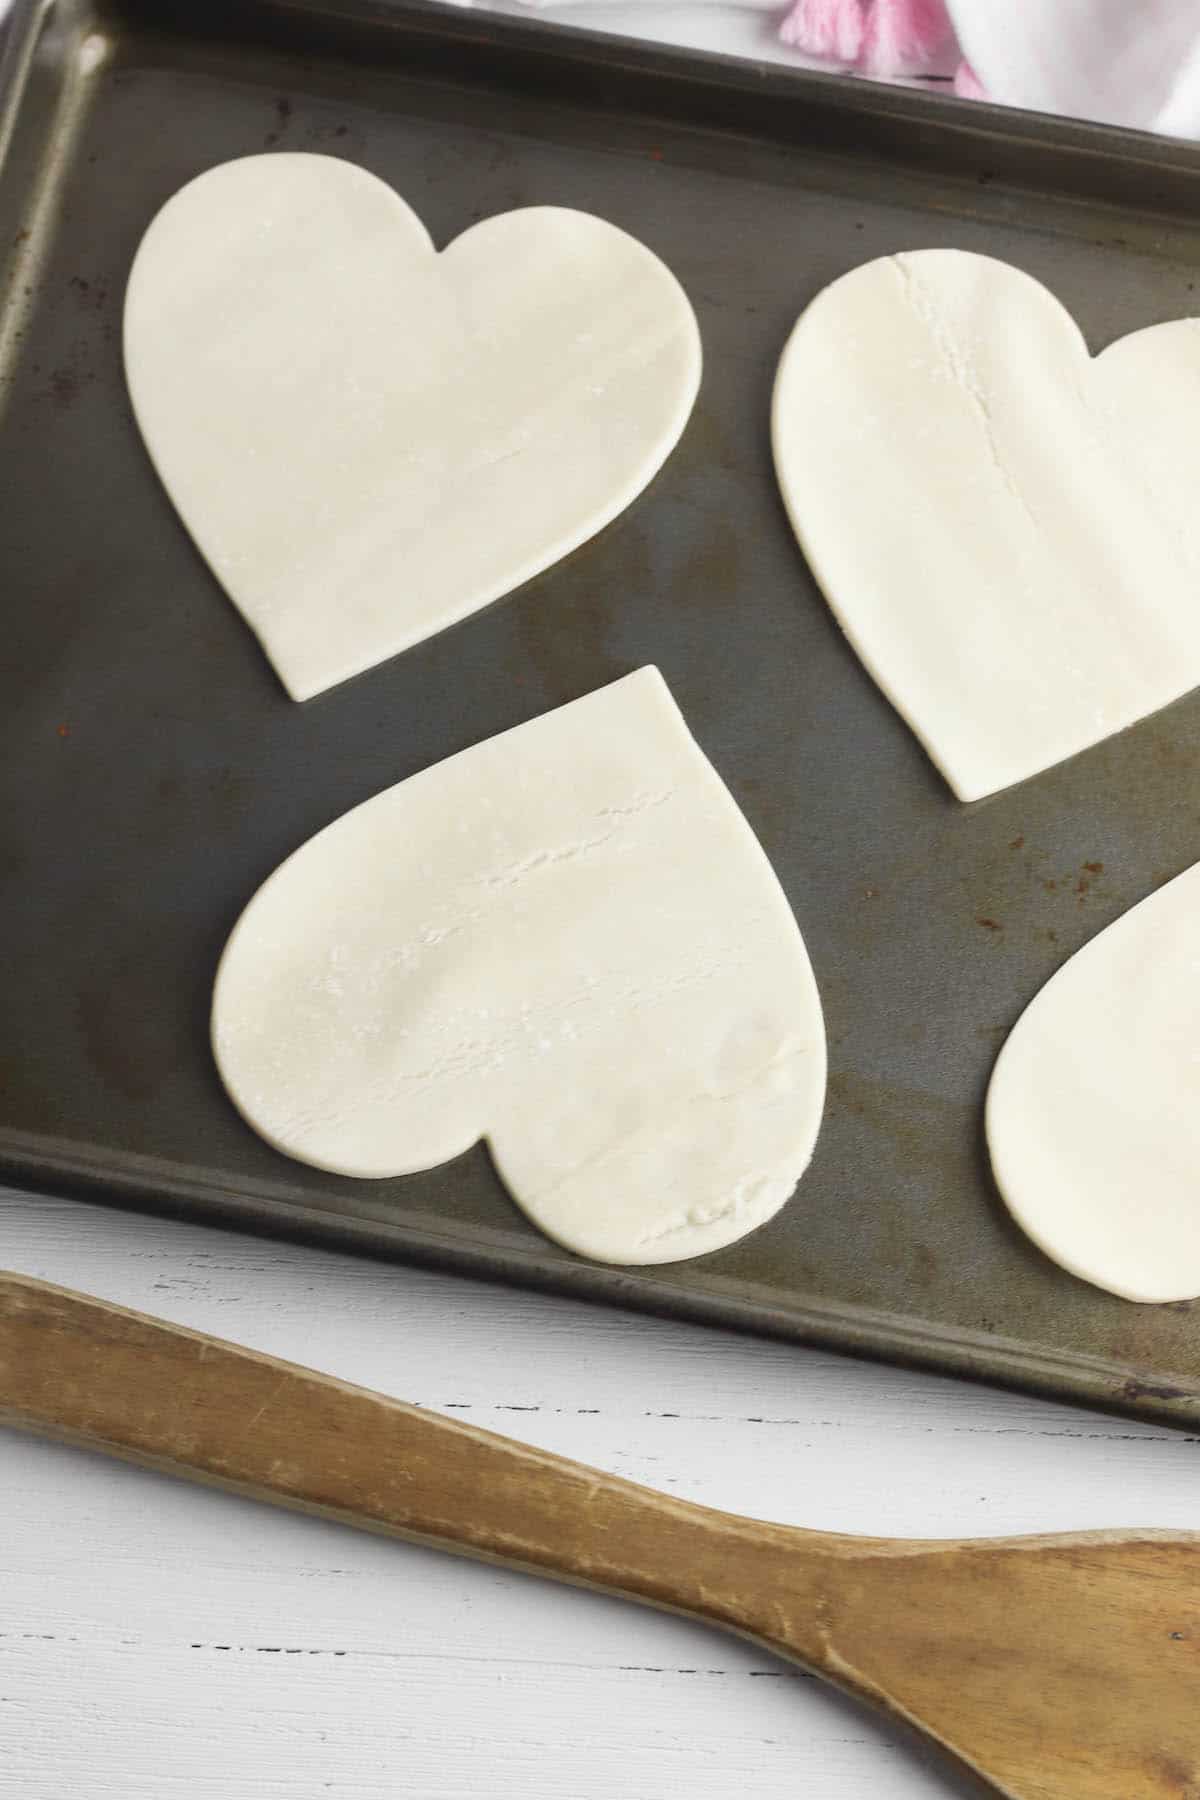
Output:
[
  {"xmin": 857, "ymin": 0, "xmax": 954, "ymax": 77},
  {"xmin": 779, "ymin": 0, "xmax": 865, "ymax": 63},
  {"xmin": 953, "ymin": 59, "xmax": 988, "ymax": 100}
]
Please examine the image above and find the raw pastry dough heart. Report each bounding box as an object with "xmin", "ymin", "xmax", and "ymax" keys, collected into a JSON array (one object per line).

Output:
[
  {"xmin": 773, "ymin": 250, "xmax": 1200, "ymax": 800},
  {"xmin": 988, "ymin": 863, "xmax": 1200, "ymax": 1303},
  {"xmin": 212, "ymin": 668, "xmax": 826, "ymax": 1265},
  {"xmin": 125, "ymin": 154, "xmax": 701, "ymax": 700}
]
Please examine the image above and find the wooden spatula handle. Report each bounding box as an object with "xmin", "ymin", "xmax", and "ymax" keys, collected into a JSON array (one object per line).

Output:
[{"xmin": 0, "ymin": 1270, "xmax": 828, "ymax": 1648}]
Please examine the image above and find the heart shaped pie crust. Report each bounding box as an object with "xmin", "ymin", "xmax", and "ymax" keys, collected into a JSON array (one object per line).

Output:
[
  {"xmin": 212, "ymin": 669, "xmax": 826, "ymax": 1265},
  {"xmin": 126, "ymin": 155, "xmax": 701, "ymax": 699},
  {"xmin": 773, "ymin": 250, "xmax": 1200, "ymax": 800}
]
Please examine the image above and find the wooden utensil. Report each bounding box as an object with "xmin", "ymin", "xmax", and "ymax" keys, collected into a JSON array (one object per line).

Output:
[{"xmin": 1, "ymin": 1270, "xmax": 1195, "ymax": 1798}]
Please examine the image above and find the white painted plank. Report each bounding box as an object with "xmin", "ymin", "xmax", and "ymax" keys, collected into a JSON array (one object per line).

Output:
[
  {"xmin": 1, "ymin": 1187, "xmax": 1193, "ymax": 1799},
  {"xmin": 0, "ymin": 1637, "xmax": 976, "ymax": 1800}
]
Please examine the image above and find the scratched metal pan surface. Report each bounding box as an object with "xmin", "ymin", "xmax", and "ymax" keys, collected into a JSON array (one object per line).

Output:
[{"xmin": 3, "ymin": 0, "xmax": 1200, "ymax": 1427}]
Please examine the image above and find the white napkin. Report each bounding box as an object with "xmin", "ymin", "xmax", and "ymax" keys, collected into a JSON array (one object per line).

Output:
[{"xmin": 951, "ymin": 0, "xmax": 1200, "ymax": 137}]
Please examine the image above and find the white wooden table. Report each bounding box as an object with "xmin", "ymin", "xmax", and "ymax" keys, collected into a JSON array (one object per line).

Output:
[{"xmin": 3, "ymin": 1185, "xmax": 1196, "ymax": 1799}]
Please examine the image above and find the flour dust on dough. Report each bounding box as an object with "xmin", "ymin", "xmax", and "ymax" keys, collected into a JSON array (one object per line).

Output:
[
  {"xmin": 773, "ymin": 249, "xmax": 1200, "ymax": 801},
  {"xmin": 212, "ymin": 668, "xmax": 826, "ymax": 1265},
  {"xmin": 125, "ymin": 154, "xmax": 701, "ymax": 700},
  {"xmin": 988, "ymin": 863, "xmax": 1200, "ymax": 1303}
]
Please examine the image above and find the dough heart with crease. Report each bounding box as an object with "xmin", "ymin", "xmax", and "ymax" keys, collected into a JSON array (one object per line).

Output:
[
  {"xmin": 124, "ymin": 154, "xmax": 700, "ymax": 700},
  {"xmin": 773, "ymin": 249, "xmax": 1200, "ymax": 801},
  {"xmin": 211, "ymin": 669, "xmax": 826, "ymax": 1265}
]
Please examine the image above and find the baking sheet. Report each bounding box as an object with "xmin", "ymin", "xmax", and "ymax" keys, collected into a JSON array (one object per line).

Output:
[{"xmin": 4, "ymin": 0, "xmax": 1200, "ymax": 1427}]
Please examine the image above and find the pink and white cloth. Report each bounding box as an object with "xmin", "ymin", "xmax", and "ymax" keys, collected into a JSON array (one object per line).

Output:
[{"xmin": 456, "ymin": 0, "xmax": 1200, "ymax": 139}]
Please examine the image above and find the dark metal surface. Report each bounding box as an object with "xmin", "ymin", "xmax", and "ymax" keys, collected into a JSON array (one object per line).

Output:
[{"xmin": 4, "ymin": 0, "xmax": 1200, "ymax": 1427}]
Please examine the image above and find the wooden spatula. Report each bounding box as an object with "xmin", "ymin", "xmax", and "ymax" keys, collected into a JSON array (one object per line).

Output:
[{"xmin": 1, "ymin": 1270, "xmax": 1195, "ymax": 1798}]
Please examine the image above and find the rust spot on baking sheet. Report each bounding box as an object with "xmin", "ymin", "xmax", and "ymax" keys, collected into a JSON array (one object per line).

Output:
[
  {"xmin": 976, "ymin": 917, "xmax": 1001, "ymax": 932},
  {"xmin": 69, "ymin": 273, "xmax": 108, "ymax": 313},
  {"xmin": 263, "ymin": 94, "xmax": 293, "ymax": 149},
  {"xmin": 1083, "ymin": 860, "xmax": 1104, "ymax": 874},
  {"xmin": 1152, "ymin": 735, "xmax": 1197, "ymax": 773},
  {"xmin": 1120, "ymin": 1376, "xmax": 1191, "ymax": 1405},
  {"xmin": 56, "ymin": 722, "xmax": 70, "ymax": 738},
  {"xmin": 1009, "ymin": 835, "xmax": 1024, "ymax": 850},
  {"xmin": 911, "ymin": 1245, "xmax": 939, "ymax": 1289},
  {"xmin": 49, "ymin": 367, "xmax": 82, "ymax": 409},
  {"xmin": 1043, "ymin": 879, "xmax": 1057, "ymax": 891}
]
